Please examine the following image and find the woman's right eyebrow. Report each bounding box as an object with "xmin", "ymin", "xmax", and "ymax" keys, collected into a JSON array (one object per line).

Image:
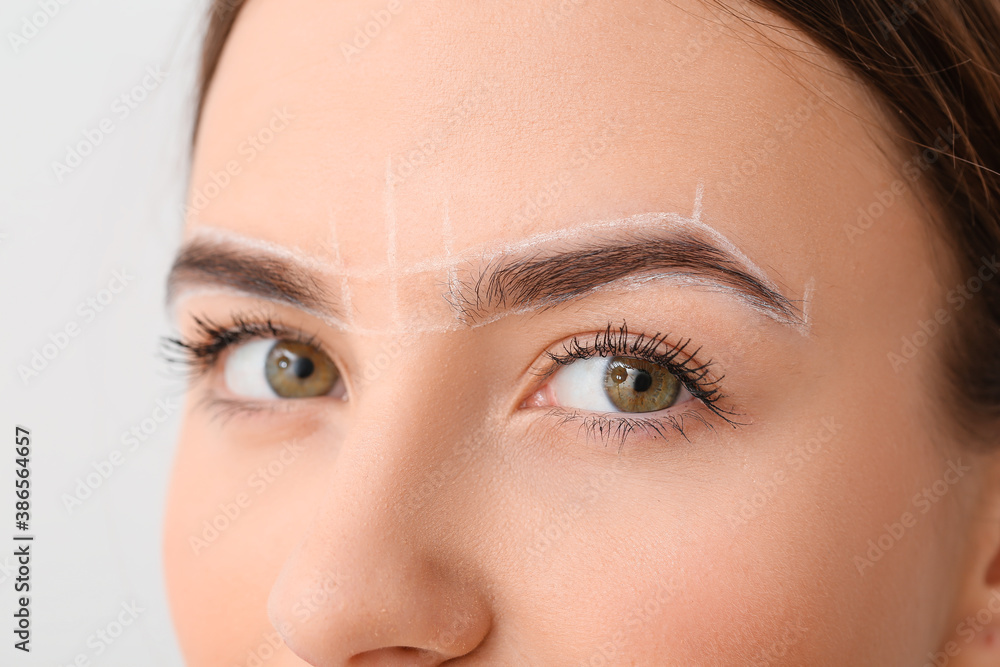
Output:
[{"xmin": 166, "ymin": 238, "xmax": 344, "ymax": 320}]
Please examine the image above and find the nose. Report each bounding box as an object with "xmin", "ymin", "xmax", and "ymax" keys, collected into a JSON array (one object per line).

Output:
[{"xmin": 265, "ymin": 368, "xmax": 493, "ymax": 665}]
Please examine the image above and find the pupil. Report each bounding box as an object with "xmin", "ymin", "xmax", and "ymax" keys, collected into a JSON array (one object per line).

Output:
[
  {"xmin": 632, "ymin": 370, "xmax": 652, "ymax": 393},
  {"xmin": 292, "ymin": 356, "xmax": 315, "ymax": 379}
]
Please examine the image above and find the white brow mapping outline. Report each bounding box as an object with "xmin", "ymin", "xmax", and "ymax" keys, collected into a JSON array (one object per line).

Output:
[
  {"xmin": 442, "ymin": 195, "xmax": 459, "ymax": 296},
  {"xmin": 385, "ymin": 156, "xmax": 401, "ymax": 327},
  {"xmin": 328, "ymin": 204, "xmax": 353, "ymax": 327},
  {"xmin": 801, "ymin": 276, "xmax": 816, "ymax": 328},
  {"xmin": 182, "ymin": 181, "xmax": 810, "ymax": 336}
]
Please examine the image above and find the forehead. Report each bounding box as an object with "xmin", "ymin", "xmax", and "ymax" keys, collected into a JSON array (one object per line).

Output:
[{"xmin": 189, "ymin": 0, "xmax": 902, "ymax": 319}]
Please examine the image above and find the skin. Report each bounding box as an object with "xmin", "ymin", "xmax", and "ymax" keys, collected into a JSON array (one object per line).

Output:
[{"xmin": 163, "ymin": 0, "xmax": 1000, "ymax": 664}]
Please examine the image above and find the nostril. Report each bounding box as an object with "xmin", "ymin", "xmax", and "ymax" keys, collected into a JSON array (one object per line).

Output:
[{"xmin": 350, "ymin": 645, "xmax": 446, "ymax": 666}]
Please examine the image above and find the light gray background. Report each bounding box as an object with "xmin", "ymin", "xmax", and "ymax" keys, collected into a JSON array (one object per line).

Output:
[{"xmin": 1, "ymin": 0, "xmax": 208, "ymax": 664}]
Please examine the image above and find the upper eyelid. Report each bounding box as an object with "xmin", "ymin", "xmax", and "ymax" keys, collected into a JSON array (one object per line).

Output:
[
  {"xmin": 165, "ymin": 314, "xmax": 331, "ymax": 380},
  {"xmin": 539, "ymin": 329, "xmax": 722, "ymax": 384},
  {"xmin": 201, "ymin": 316, "xmax": 320, "ymax": 349}
]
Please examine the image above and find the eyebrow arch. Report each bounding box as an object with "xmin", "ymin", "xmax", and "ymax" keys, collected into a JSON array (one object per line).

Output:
[
  {"xmin": 447, "ymin": 228, "xmax": 802, "ymax": 328},
  {"xmin": 166, "ymin": 238, "xmax": 342, "ymax": 319}
]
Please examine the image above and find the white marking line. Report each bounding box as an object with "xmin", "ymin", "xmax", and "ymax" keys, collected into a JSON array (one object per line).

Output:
[
  {"xmin": 328, "ymin": 205, "xmax": 353, "ymax": 325},
  {"xmin": 442, "ymin": 196, "xmax": 458, "ymax": 294},
  {"xmin": 183, "ymin": 184, "xmax": 807, "ymax": 334},
  {"xmin": 186, "ymin": 216, "xmax": 785, "ymax": 314},
  {"xmin": 456, "ymin": 272, "xmax": 805, "ymax": 333},
  {"xmin": 167, "ymin": 287, "xmax": 353, "ymax": 332},
  {"xmin": 385, "ymin": 156, "xmax": 400, "ymax": 325},
  {"xmin": 691, "ymin": 181, "xmax": 704, "ymax": 222},
  {"xmin": 461, "ymin": 210, "xmax": 781, "ymax": 297},
  {"xmin": 185, "ymin": 226, "xmax": 334, "ymax": 275},
  {"xmin": 169, "ymin": 277, "xmax": 799, "ymax": 337},
  {"xmin": 801, "ymin": 277, "xmax": 816, "ymax": 331},
  {"xmin": 612, "ymin": 273, "xmax": 804, "ymax": 329},
  {"xmin": 185, "ymin": 186, "xmax": 773, "ymax": 290},
  {"xmin": 240, "ymin": 212, "xmax": 725, "ymax": 281}
]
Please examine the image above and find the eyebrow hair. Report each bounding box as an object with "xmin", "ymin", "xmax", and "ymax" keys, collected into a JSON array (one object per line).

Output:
[
  {"xmin": 166, "ymin": 238, "xmax": 341, "ymax": 318},
  {"xmin": 447, "ymin": 229, "xmax": 801, "ymax": 327},
  {"xmin": 166, "ymin": 227, "xmax": 801, "ymax": 333}
]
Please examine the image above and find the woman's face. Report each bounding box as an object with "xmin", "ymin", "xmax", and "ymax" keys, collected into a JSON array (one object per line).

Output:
[{"xmin": 164, "ymin": 0, "xmax": 998, "ymax": 664}]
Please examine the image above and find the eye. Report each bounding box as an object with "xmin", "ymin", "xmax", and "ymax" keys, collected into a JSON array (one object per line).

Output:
[
  {"xmin": 223, "ymin": 338, "xmax": 343, "ymax": 399},
  {"xmin": 546, "ymin": 355, "xmax": 693, "ymax": 414}
]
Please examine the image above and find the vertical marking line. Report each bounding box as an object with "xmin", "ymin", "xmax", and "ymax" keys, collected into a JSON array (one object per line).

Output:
[
  {"xmin": 385, "ymin": 156, "xmax": 400, "ymax": 325},
  {"xmin": 801, "ymin": 276, "xmax": 816, "ymax": 335},
  {"xmin": 442, "ymin": 196, "xmax": 459, "ymax": 296},
  {"xmin": 692, "ymin": 180, "xmax": 704, "ymax": 222},
  {"xmin": 328, "ymin": 205, "xmax": 353, "ymax": 326}
]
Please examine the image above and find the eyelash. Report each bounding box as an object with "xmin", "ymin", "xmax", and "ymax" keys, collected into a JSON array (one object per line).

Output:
[
  {"xmin": 163, "ymin": 313, "xmax": 333, "ymax": 422},
  {"xmin": 164, "ymin": 314, "xmax": 743, "ymax": 446},
  {"xmin": 534, "ymin": 321, "xmax": 742, "ymax": 451},
  {"xmin": 163, "ymin": 313, "xmax": 322, "ymax": 377}
]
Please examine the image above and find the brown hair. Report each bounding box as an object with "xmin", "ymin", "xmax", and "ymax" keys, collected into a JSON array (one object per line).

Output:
[{"xmin": 193, "ymin": 0, "xmax": 1000, "ymax": 440}]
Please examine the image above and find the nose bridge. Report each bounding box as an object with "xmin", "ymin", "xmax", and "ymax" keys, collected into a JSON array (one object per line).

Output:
[
  {"xmin": 313, "ymin": 391, "xmax": 485, "ymax": 553},
  {"xmin": 266, "ymin": 345, "xmax": 495, "ymax": 662},
  {"xmin": 341, "ymin": 330, "xmax": 497, "ymax": 523},
  {"xmin": 342, "ymin": 341, "xmax": 489, "ymax": 527}
]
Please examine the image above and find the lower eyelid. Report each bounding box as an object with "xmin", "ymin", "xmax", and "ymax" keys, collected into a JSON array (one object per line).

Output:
[{"xmin": 546, "ymin": 406, "xmax": 709, "ymax": 450}]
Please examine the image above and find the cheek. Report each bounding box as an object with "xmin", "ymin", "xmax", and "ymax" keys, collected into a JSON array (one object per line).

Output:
[
  {"xmin": 698, "ymin": 425, "xmax": 957, "ymax": 663},
  {"xmin": 163, "ymin": 408, "xmax": 331, "ymax": 666},
  {"xmin": 540, "ymin": 411, "xmax": 962, "ymax": 664}
]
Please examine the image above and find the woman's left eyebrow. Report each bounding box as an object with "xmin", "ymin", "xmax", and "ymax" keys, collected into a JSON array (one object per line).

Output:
[{"xmin": 448, "ymin": 228, "xmax": 803, "ymax": 329}]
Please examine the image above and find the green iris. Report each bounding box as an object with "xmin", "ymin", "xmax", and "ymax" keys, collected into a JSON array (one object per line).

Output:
[
  {"xmin": 602, "ymin": 356, "xmax": 681, "ymax": 412},
  {"xmin": 265, "ymin": 340, "xmax": 339, "ymax": 398}
]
